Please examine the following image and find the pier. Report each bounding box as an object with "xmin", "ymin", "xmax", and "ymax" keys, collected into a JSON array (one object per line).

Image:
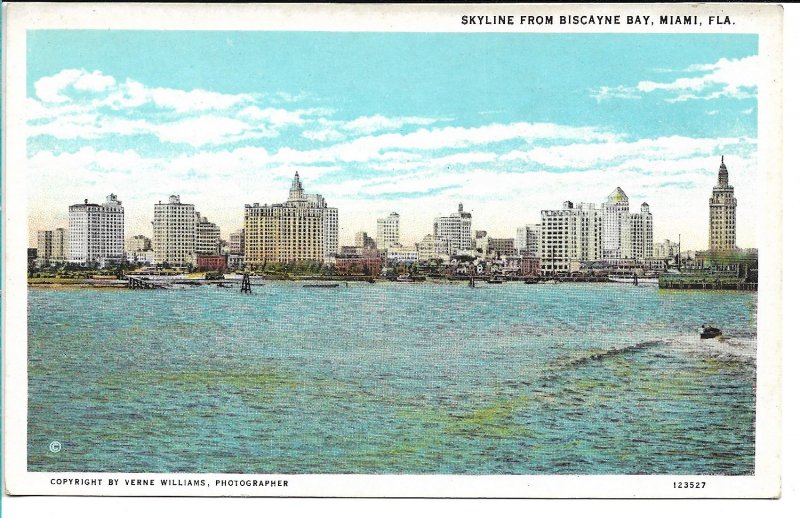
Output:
[{"xmin": 658, "ymin": 274, "xmax": 757, "ymax": 291}]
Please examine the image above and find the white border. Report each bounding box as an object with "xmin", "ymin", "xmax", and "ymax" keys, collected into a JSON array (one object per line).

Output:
[{"xmin": 2, "ymin": 2, "xmax": 784, "ymax": 499}]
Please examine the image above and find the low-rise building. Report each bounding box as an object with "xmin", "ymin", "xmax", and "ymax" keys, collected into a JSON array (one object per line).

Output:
[
  {"xmin": 125, "ymin": 249, "xmax": 155, "ymax": 265},
  {"xmin": 197, "ymin": 254, "xmax": 228, "ymax": 272},
  {"xmin": 520, "ymin": 257, "xmax": 542, "ymax": 277},
  {"xmin": 334, "ymin": 255, "xmax": 383, "ymax": 276},
  {"xmin": 417, "ymin": 234, "xmax": 450, "ymax": 262},
  {"xmin": 386, "ymin": 246, "xmax": 419, "ymax": 264},
  {"xmin": 488, "ymin": 237, "xmax": 515, "ymax": 258},
  {"xmin": 227, "ymin": 254, "xmax": 244, "ymax": 270}
]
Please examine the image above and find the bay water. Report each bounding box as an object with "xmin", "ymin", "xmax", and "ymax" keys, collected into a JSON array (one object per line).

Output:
[{"xmin": 27, "ymin": 282, "xmax": 756, "ymax": 474}]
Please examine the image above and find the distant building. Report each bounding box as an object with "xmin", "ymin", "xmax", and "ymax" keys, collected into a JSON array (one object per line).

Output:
[
  {"xmin": 68, "ymin": 194, "xmax": 124, "ymax": 267},
  {"xmin": 709, "ymin": 156, "xmax": 737, "ymax": 251},
  {"xmin": 218, "ymin": 239, "xmax": 230, "ymax": 255},
  {"xmin": 515, "ymin": 224, "xmax": 541, "ymax": 257},
  {"xmin": 540, "ymin": 201, "xmax": 603, "ymax": 274},
  {"xmin": 196, "ymin": 254, "xmax": 228, "ymax": 272},
  {"xmin": 228, "ymin": 254, "xmax": 244, "ymax": 270},
  {"xmin": 520, "ymin": 256, "xmax": 542, "ymax": 277},
  {"xmin": 196, "ymin": 216, "xmax": 221, "ymax": 256},
  {"xmin": 386, "ymin": 246, "xmax": 419, "ymax": 264},
  {"xmin": 417, "ymin": 234, "xmax": 450, "ymax": 262},
  {"xmin": 377, "ymin": 212, "xmax": 400, "ymax": 250},
  {"xmin": 125, "ymin": 235, "xmax": 152, "ymax": 253},
  {"xmin": 601, "ymin": 187, "xmax": 653, "ymax": 260},
  {"xmin": 354, "ymin": 231, "xmax": 377, "ymax": 250},
  {"xmin": 153, "ymin": 195, "xmax": 197, "ymax": 267},
  {"xmin": 653, "ymin": 239, "xmax": 680, "ymax": 260},
  {"xmin": 36, "ymin": 227, "xmax": 68, "ymax": 266},
  {"xmin": 488, "ymin": 238, "xmax": 515, "ymax": 258},
  {"xmin": 126, "ymin": 249, "xmax": 155, "ymax": 265},
  {"xmin": 229, "ymin": 229, "xmax": 244, "ymax": 255},
  {"xmin": 244, "ymin": 172, "xmax": 338, "ymax": 266},
  {"xmin": 53, "ymin": 228, "xmax": 68, "ymax": 262},
  {"xmin": 334, "ymin": 256, "xmax": 383, "ymax": 276},
  {"xmin": 631, "ymin": 203, "xmax": 654, "ymax": 260},
  {"xmin": 434, "ymin": 203, "xmax": 472, "ymax": 255},
  {"xmin": 36, "ymin": 231, "xmax": 52, "ymax": 266}
]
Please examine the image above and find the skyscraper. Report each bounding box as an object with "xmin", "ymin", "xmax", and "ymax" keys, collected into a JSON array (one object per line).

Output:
[
  {"xmin": 377, "ymin": 212, "xmax": 400, "ymax": 250},
  {"xmin": 229, "ymin": 229, "xmax": 245, "ymax": 255},
  {"xmin": 244, "ymin": 172, "xmax": 338, "ymax": 266},
  {"xmin": 515, "ymin": 223, "xmax": 542, "ymax": 257},
  {"xmin": 152, "ymin": 195, "xmax": 197, "ymax": 266},
  {"xmin": 540, "ymin": 201, "xmax": 603, "ymax": 273},
  {"xmin": 433, "ymin": 203, "xmax": 472, "ymax": 255},
  {"xmin": 601, "ymin": 187, "xmax": 653, "ymax": 260},
  {"xmin": 196, "ymin": 216, "xmax": 221, "ymax": 255},
  {"xmin": 601, "ymin": 187, "xmax": 632, "ymax": 260},
  {"xmin": 708, "ymin": 156, "xmax": 737, "ymax": 251},
  {"xmin": 68, "ymin": 194, "xmax": 124, "ymax": 266}
]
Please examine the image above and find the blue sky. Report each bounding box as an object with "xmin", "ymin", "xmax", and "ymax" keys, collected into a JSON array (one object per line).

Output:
[{"xmin": 27, "ymin": 31, "xmax": 759, "ymax": 249}]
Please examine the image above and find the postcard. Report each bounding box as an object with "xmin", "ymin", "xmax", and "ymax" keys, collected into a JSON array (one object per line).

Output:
[{"xmin": 2, "ymin": 2, "xmax": 783, "ymax": 498}]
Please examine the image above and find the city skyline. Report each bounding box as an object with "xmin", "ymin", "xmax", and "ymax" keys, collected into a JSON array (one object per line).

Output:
[{"xmin": 27, "ymin": 32, "xmax": 758, "ymax": 250}]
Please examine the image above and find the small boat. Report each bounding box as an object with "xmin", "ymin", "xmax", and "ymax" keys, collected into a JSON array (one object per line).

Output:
[
  {"xmin": 700, "ymin": 324, "xmax": 722, "ymax": 339},
  {"xmin": 486, "ymin": 276, "xmax": 504, "ymax": 284},
  {"xmin": 302, "ymin": 283, "xmax": 339, "ymax": 288},
  {"xmin": 524, "ymin": 278, "xmax": 538, "ymax": 284}
]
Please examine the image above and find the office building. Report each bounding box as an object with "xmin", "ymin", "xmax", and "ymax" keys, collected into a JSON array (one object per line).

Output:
[
  {"xmin": 244, "ymin": 172, "xmax": 339, "ymax": 266},
  {"xmin": 433, "ymin": 203, "xmax": 473, "ymax": 255},
  {"xmin": 540, "ymin": 201, "xmax": 603, "ymax": 273},
  {"xmin": 709, "ymin": 156, "xmax": 737, "ymax": 251},
  {"xmin": 68, "ymin": 194, "xmax": 124, "ymax": 266},
  {"xmin": 152, "ymin": 195, "xmax": 197, "ymax": 266},
  {"xmin": 377, "ymin": 212, "xmax": 400, "ymax": 250}
]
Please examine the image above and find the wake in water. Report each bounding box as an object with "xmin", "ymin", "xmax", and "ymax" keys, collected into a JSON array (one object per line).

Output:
[
  {"xmin": 562, "ymin": 333, "xmax": 756, "ymax": 370},
  {"xmin": 662, "ymin": 334, "xmax": 756, "ymax": 365}
]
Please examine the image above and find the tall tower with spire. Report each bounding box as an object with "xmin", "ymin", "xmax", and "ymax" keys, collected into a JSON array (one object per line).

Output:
[
  {"xmin": 288, "ymin": 171, "xmax": 305, "ymax": 203},
  {"xmin": 708, "ymin": 156, "xmax": 737, "ymax": 251}
]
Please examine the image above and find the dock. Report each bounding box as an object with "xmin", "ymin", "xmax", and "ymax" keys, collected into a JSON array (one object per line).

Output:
[{"xmin": 658, "ymin": 273, "xmax": 757, "ymax": 291}]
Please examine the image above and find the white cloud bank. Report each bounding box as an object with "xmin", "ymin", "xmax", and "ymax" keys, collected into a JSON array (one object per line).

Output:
[{"xmin": 591, "ymin": 55, "xmax": 758, "ymax": 103}]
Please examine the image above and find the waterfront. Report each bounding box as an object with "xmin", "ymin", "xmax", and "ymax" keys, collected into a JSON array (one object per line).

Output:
[{"xmin": 28, "ymin": 283, "xmax": 756, "ymax": 474}]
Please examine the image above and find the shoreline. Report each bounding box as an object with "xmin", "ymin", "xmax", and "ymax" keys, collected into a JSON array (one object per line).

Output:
[{"xmin": 27, "ymin": 278, "xmax": 758, "ymax": 292}]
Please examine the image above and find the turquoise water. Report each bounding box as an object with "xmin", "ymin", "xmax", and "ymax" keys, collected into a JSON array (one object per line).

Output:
[{"xmin": 28, "ymin": 283, "xmax": 756, "ymax": 474}]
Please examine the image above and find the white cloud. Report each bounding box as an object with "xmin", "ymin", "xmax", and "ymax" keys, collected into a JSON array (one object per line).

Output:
[
  {"xmin": 238, "ymin": 106, "xmax": 308, "ymax": 127},
  {"xmin": 500, "ymin": 135, "xmax": 753, "ymax": 170},
  {"xmin": 592, "ymin": 55, "xmax": 758, "ymax": 103},
  {"xmin": 302, "ymin": 128, "xmax": 345, "ymax": 142},
  {"xmin": 589, "ymin": 85, "xmax": 640, "ymax": 102},
  {"xmin": 153, "ymin": 115, "xmax": 269, "ymax": 147},
  {"xmin": 34, "ymin": 69, "xmax": 85, "ymax": 103},
  {"xmin": 101, "ymin": 79, "xmax": 151, "ymax": 109},
  {"xmin": 342, "ymin": 115, "xmax": 439, "ymax": 134},
  {"xmin": 149, "ymin": 87, "xmax": 253, "ymax": 113},
  {"xmin": 33, "ymin": 69, "xmax": 253, "ymax": 115},
  {"xmin": 73, "ymin": 70, "xmax": 116, "ymax": 92},
  {"xmin": 285, "ymin": 122, "xmax": 617, "ymax": 164}
]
